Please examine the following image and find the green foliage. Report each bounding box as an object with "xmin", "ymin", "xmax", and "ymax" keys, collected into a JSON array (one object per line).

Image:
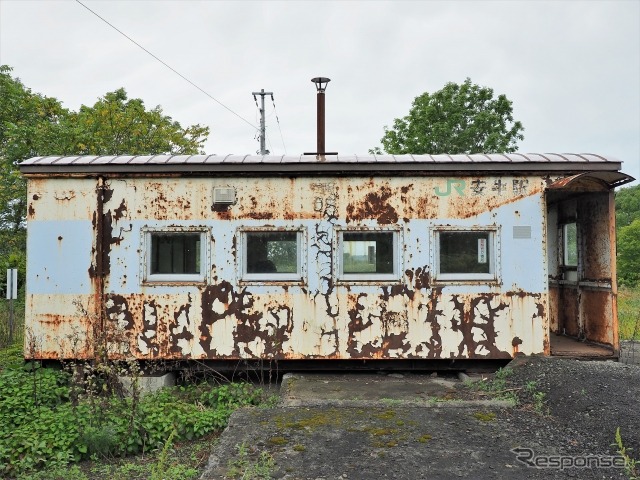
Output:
[
  {"xmin": 616, "ymin": 185, "xmax": 640, "ymax": 287},
  {"xmin": 16, "ymin": 464, "xmax": 88, "ymax": 480},
  {"xmin": 198, "ymin": 382, "xmax": 264, "ymax": 409},
  {"xmin": 65, "ymin": 88, "xmax": 209, "ymax": 156},
  {"xmin": 618, "ymin": 219, "xmax": 640, "ymax": 287},
  {"xmin": 616, "ymin": 185, "xmax": 640, "ymax": 230},
  {"xmin": 371, "ymin": 78, "xmax": 524, "ymax": 155},
  {"xmin": 619, "ymin": 286, "xmax": 640, "ymax": 340},
  {"xmin": 0, "ymin": 351, "xmax": 264, "ymax": 477}
]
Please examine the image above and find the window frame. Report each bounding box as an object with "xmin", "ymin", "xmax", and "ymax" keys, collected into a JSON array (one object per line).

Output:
[
  {"xmin": 142, "ymin": 227, "xmax": 209, "ymax": 284},
  {"xmin": 239, "ymin": 227, "xmax": 306, "ymax": 284},
  {"xmin": 561, "ymin": 221, "xmax": 579, "ymax": 282},
  {"xmin": 432, "ymin": 226, "xmax": 500, "ymax": 283},
  {"xmin": 335, "ymin": 227, "xmax": 402, "ymax": 283}
]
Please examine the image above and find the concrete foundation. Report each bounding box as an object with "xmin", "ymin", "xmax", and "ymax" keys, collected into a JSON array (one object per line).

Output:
[{"xmin": 118, "ymin": 372, "xmax": 176, "ymax": 396}]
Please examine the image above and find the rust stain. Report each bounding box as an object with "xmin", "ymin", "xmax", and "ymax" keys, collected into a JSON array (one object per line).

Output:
[
  {"xmin": 105, "ymin": 294, "xmax": 135, "ymax": 330},
  {"xmin": 346, "ymin": 185, "xmax": 399, "ymax": 224},
  {"xmin": 113, "ymin": 199, "xmax": 127, "ymax": 221},
  {"xmin": 582, "ymin": 290, "xmax": 612, "ymax": 345},
  {"xmin": 346, "ymin": 293, "xmax": 411, "ymax": 358},
  {"xmin": 139, "ymin": 299, "xmax": 159, "ymax": 356},
  {"xmin": 450, "ymin": 295, "xmax": 511, "ymax": 359},
  {"xmin": 169, "ymin": 295, "xmax": 195, "ymax": 355},
  {"xmin": 512, "ymin": 336, "xmax": 523, "ymax": 355}
]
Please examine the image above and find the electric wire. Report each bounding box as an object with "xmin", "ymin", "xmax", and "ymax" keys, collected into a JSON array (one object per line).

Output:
[
  {"xmin": 75, "ymin": 0, "xmax": 258, "ymax": 131},
  {"xmin": 271, "ymin": 95, "xmax": 287, "ymax": 154}
]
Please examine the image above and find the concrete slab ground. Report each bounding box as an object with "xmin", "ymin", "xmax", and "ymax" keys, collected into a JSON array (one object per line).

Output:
[{"xmin": 200, "ymin": 362, "xmax": 634, "ymax": 480}]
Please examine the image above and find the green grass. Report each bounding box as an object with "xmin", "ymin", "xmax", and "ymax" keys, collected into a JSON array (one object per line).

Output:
[{"xmin": 619, "ymin": 286, "xmax": 640, "ymax": 340}]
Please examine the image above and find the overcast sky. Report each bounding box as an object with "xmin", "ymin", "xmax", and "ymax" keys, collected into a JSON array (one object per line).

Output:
[{"xmin": 1, "ymin": 0, "xmax": 638, "ymax": 183}]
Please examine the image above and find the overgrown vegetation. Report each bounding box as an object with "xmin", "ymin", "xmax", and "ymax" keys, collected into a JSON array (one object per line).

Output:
[
  {"xmin": 619, "ymin": 285, "xmax": 640, "ymax": 341},
  {"xmin": 0, "ymin": 343, "xmax": 267, "ymax": 478},
  {"xmin": 466, "ymin": 367, "xmax": 518, "ymax": 405}
]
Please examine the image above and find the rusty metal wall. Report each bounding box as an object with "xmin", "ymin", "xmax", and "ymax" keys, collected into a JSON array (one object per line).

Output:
[{"xmin": 25, "ymin": 174, "xmax": 551, "ymax": 360}]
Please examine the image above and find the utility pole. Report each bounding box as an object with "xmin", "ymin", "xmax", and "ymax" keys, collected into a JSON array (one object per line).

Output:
[{"xmin": 252, "ymin": 89, "xmax": 273, "ymax": 155}]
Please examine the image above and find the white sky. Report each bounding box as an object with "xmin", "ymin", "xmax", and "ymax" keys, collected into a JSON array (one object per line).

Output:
[{"xmin": 1, "ymin": 0, "xmax": 638, "ymax": 184}]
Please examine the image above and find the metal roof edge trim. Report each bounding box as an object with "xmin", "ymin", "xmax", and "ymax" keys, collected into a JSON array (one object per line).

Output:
[{"xmin": 19, "ymin": 161, "xmax": 624, "ymax": 175}]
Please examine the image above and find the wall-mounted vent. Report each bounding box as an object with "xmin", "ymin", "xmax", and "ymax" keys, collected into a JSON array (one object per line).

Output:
[
  {"xmin": 213, "ymin": 187, "xmax": 236, "ymax": 205},
  {"xmin": 513, "ymin": 226, "xmax": 532, "ymax": 239}
]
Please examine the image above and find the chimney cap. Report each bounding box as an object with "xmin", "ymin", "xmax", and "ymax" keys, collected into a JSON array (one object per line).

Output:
[{"xmin": 311, "ymin": 77, "xmax": 331, "ymax": 92}]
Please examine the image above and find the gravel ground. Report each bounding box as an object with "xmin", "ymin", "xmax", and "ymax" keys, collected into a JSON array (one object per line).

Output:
[{"xmin": 201, "ymin": 357, "xmax": 639, "ymax": 480}]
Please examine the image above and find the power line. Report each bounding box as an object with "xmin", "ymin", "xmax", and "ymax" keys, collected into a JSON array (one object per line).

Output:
[
  {"xmin": 271, "ymin": 95, "xmax": 287, "ymax": 154},
  {"xmin": 75, "ymin": 0, "xmax": 258, "ymax": 131}
]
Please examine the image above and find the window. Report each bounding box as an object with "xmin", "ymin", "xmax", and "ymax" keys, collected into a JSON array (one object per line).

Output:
[
  {"xmin": 562, "ymin": 222, "xmax": 578, "ymax": 281},
  {"xmin": 144, "ymin": 229, "xmax": 207, "ymax": 283},
  {"xmin": 241, "ymin": 230, "xmax": 304, "ymax": 281},
  {"xmin": 434, "ymin": 228, "xmax": 498, "ymax": 281},
  {"xmin": 563, "ymin": 223, "xmax": 578, "ymax": 267},
  {"xmin": 338, "ymin": 230, "xmax": 399, "ymax": 281}
]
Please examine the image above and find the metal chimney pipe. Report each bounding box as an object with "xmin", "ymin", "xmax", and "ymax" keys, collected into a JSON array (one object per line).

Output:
[
  {"xmin": 305, "ymin": 77, "xmax": 337, "ymax": 158},
  {"xmin": 316, "ymin": 86, "xmax": 326, "ymax": 155}
]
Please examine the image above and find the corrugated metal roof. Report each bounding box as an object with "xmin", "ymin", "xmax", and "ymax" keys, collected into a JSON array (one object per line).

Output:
[{"xmin": 19, "ymin": 153, "xmax": 626, "ymax": 175}]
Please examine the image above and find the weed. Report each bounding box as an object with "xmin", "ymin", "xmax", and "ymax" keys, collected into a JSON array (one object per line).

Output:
[
  {"xmin": 615, "ymin": 427, "xmax": 639, "ymax": 480},
  {"xmin": 16, "ymin": 464, "xmax": 88, "ymax": 480},
  {"xmin": 292, "ymin": 444, "xmax": 306, "ymax": 452},
  {"xmin": 532, "ymin": 391, "xmax": 548, "ymax": 415},
  {"xmin": 150, "ymin": 428, "xmax": 176, "ymax": 480},
  {"xmin": 417, "ymin": 434, "xmax": 432, "ymax": 443},
  {"xmin": 226, "ymin": 442, "xmax": 274, "ymax": 479},
  {"xmin": 465, "ymin": 367, "xmax": 519, "ymax": 404}
]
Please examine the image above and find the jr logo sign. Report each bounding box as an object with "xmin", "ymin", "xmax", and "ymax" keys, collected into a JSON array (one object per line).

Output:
[{"xmin": 434, "ymin": 179, "xmax": 466, "ymax": 197}]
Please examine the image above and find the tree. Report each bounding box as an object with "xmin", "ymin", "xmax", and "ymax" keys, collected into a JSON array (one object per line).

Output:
[
  {"xmin": 0, "ymin": 65, "xmax": 210, "ymax": 281},
  {"xmin": 617, "ymin": 219, "xmax": 640, "ymax": 287},
  {"xmin": 615, "ymin": 184, "xmax": 640, "ymax": 287},
  {"xmin": 371, "ymin": 78, "xmax": 524, "ymax": 155},
  {"xmin": 615, "ymin": 184, "xmax": 640, "ymax": 229},
  {"xmin": 63, "ymin": 88, "xmax": 209, "ymax": 155}
]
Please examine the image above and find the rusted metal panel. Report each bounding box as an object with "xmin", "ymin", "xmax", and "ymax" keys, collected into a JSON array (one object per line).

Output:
[{"xmin": 23, "ymin": 173, "xmax": 564, "ymax": 361}]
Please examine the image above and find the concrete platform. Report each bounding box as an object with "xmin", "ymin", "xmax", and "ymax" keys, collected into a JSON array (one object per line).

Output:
[{"xmin": 280, "ymin": 372, "xmax": 512, "ymax": 408}]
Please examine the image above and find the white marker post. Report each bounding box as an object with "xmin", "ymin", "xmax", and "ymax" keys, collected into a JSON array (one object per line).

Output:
[{"xmin": 6, "ymin": 269, "xmax": 17, "ymax": 343}]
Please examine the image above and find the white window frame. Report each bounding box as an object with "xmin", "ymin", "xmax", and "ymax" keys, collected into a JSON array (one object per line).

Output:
[
  {"xmin": 239, "ymin": 227, "xmax": 306, "ymax": 283},
  {"xmin": 432, "ymin": 226, "xmax": 500, "ymax": 283},
  {"xmin": 336, "ymin": 227, "xmax": 402, "ymax": 283},
  {"xmin": 142, "ymin": 227, "xmax": 209, "ymax": 284}
]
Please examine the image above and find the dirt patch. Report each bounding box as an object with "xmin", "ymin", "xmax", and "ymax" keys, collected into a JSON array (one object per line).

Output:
[{"xmin": 201, "ymin": 358, "xmax": 638, "ymax": 479}]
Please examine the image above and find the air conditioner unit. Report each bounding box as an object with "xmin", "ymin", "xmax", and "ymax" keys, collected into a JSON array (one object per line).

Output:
[{"xmin": 213, "ymin": 187, "xmax": 236, "ymax": 205}]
